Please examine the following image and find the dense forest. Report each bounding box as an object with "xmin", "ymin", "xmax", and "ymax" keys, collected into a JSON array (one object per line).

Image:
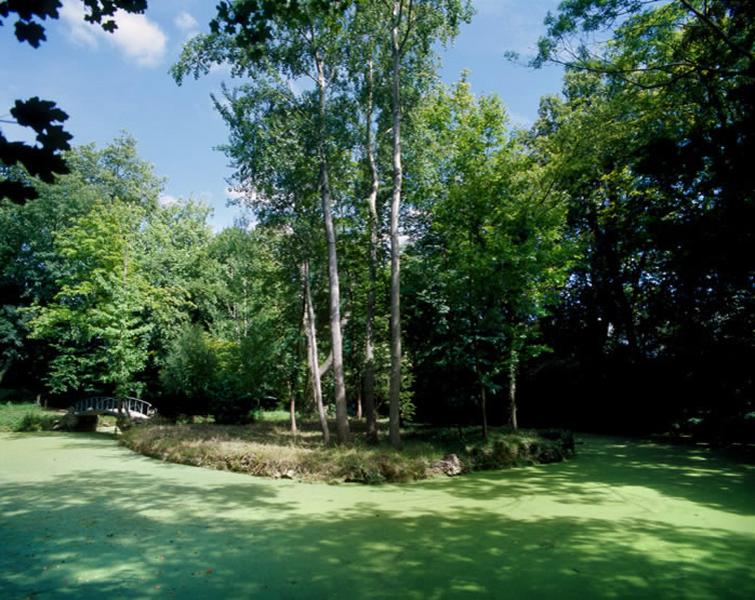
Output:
[{"xmin": 1, "ymin": 0, "xmax": 752, "ymax": 445}]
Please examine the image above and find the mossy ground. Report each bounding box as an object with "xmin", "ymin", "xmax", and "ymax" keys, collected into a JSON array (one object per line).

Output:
[{"xmin": 121, "ymin": 414, "xmax": 573, "ymax": 483}]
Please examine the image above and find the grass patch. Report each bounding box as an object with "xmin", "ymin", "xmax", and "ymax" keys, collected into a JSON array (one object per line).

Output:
[
  {"xmin": 98, "ymin": 414, "xmax": 117, "ymax": 427},
  {"xmin": 121, "ymin": 418, "xmax": 574, "ymax": 484},
  {"xmin": 0, "ymin": 402, "xmax": 65, "ymax": 432}
]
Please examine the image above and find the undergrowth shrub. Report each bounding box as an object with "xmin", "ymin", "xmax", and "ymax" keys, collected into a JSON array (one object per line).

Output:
[
  {"xmin": 467, "ymin": 430, "xmax": 574, "ymax": 470},
  {"xmin": 0, "ymin": 403, "xmax": 64, "ymax": 432},
  {"xmin": 16, "ymin": 412, "xmax": 59, "ymax": 432}
]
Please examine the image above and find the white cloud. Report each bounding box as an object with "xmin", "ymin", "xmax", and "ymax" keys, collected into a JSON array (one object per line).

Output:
[
  {"xmin": 110, "ymin": 12, "xmax": 167, "ymax": 66},
  {"xmin": 226, "ymin": 186, "xmax": 257, "ymax": 203},
  {"xmin": 60, "ymin": 0, "xmax": 167, "ymax": 67},
  {"xmin": 61, "ymin": 1, "xmax": 99, "ymax": 48},
  {"xmin": 174, "ymin": 11, "xmax": 199, "ymax": 34},
  {"xmin": 226, "ymin": 187, "xmax": 244, "ymax": 201},
  {"xmin": 158, "ymin": 193, "xmax": 179, "ymax": 207}
]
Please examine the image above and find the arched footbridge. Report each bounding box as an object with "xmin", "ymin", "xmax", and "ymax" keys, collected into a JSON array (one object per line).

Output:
[{"xmin": 69, "ymin": 396, "xmax": 156, "ymax": 420}]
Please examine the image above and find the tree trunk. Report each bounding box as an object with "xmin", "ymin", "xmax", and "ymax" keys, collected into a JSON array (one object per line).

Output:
[
  {"xmin": 289, "ymin": 397, "xmax": 297, "ymax": 434},
  {"xmin": 317, "ymin": 309, "xmax": 351, "ymax": 378},
  {"xmin": 480, "ymin": 378, "xmax": 489, "ymax": 442},
  {"xmin": 363, "ymin": 57, "xmax": 379, "ymax": 443},
  {"xmin": 509, "ymin": 346, "xmax": 519, "ymax": 431},
  {"xmin": 302, "ymin": 261, "xmax": 330, "ymax": 444},
  {"xmin": 315, "ymin": 53, "xmax": 350, "ymax": 444},
  {"xmin": 0, "ymin": 358, "xmax": 11, "ymax": 387},
  {"xmin": 388, "ymin": 1, "xmax": 403, "ymax": 450},
  {"xmin": 288, "ymin": 379, "xmax": 297, "ymax": 434},
  {"xmin": 319, "ymin": 351, "xmax": 333, "ymax": 378}
]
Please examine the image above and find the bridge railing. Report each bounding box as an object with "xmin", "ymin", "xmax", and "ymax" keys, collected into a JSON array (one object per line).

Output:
[{"xmin": 70, "ymin": 396, "xmax": 156, "ymax": 419}]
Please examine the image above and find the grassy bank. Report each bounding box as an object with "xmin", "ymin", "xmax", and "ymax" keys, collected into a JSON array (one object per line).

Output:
[
  {"xmin": 121, "ymin": 416, "xmax": 574, "ymax": 483},
  {"xmin": 0, "ymin": 402, "xmax": 64, "ymax": 432}
]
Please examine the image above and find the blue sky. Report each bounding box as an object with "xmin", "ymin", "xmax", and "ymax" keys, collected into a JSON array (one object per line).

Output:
[{"xmin": 1, "ymin": 0, "xmax": 563, "ymax": 230}]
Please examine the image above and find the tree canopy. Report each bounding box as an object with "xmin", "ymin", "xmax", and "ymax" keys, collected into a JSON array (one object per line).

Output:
[{"xmin": 1, "ymin": 0, "xmax": 751, "ymax": 444}]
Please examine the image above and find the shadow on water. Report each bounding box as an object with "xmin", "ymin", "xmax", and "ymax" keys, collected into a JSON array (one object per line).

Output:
[{"xmin": 0, "ymin": 433, "xmax": 754, "ymax": 599}]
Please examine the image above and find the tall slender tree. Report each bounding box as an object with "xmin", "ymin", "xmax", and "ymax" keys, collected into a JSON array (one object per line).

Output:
[
  {"xmin": 373, "ymin": 0, "xmax": 473, "ymax": 448},
  {"xmin": 174, "ymin": 4, "xmax": 358, "ymax": 442}
]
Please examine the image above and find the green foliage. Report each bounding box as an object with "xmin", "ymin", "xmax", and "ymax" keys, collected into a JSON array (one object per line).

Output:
[
  {"xmin": 63, "ymin": 135, "xmax": 163, "ymax": 209},
  {"xmin": 1, "ymin": 135, "xmax": 163, "ymax": 315},
  {"xmin": 16, "ymin": 411, "xmax": 59, "ymax": 432},
  {"xmin": 466, "ymin": 431, "xmax": 571, "ymax": 470},
  {"xmin": 160, "ymin": 324, "xmax": 219, "ymax": 416},
  {"xmin": 160, "ymin": 316, "xmax": 286, "ymax": 424},
  {"xmin": 138, "ymin": 199, "xmax": 215, "ymax": 360},
  {"xmin": 1, "ymin": 136, "xmax": 221, "ymax": 405},
  {"xmin": 399, "ymin": 352, "xmax": 417, "ymax": 423},
  {"xmin": 526, "ymin": 0, "xmax": 755, "ymax": 429},
  {"xmin": 207, "ymin": 227, "xmax": 301, "ymax": 418},
  {"xmin": 404, "ymin": 79, "xmax": 574, "ymax": 422},
  {"xmin": 2, "ymin": 134, "xmax": 303, "ymax": 418},
  {"xmin": 0, "ymin": 305, "xmax": 25, "ymax": 382},
  {"xmin": 2, "ymin": 0, "xmax": 751, "ymax": 439},
  {"xmin": 0, "ymin": 402, "xmax": 61, "ymax": 432},
  {"xmin": 27, "ymin": 199, "xmax": 153, "ymax": 397}
]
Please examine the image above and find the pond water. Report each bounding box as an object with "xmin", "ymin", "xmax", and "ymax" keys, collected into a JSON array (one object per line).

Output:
[{"xmin": 1, "ymin": 432, "xmax": 754, "ymax": 598}]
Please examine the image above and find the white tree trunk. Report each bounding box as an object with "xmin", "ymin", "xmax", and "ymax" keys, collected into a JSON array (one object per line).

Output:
[
  {"xmin": 289, "ymin": 380, "xmax": 297, "ymax": 434},
  {"xmin": 388, "ymin": 1, "xmax": 403, "ymax": 449},
  {"xmin": 316, "ymin": 55, "xmax": 350, "ymax": 443},
  {"xmin": 509, "ymin": 346, "xmax": 519, "ymax": 431},
  {"xmin": 364, "ymin": 57, "xmax": 379, "ymax": 442},
  {"xmin": 302, "ymin": 261, "xmax": 330, "ymax": 444}
]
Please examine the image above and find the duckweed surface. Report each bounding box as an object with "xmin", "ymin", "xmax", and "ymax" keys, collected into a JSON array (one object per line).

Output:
[{"xmin": 1, "ymin": 433, "xmax": 754, "ymax": 599}]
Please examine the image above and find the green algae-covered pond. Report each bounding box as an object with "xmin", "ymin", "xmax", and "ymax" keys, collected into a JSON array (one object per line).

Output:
[{"xmin": 1, "ymin": 433, "xmax": 754, "ymax": 599}]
